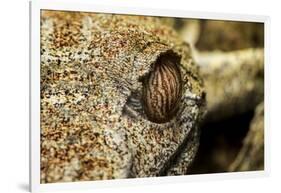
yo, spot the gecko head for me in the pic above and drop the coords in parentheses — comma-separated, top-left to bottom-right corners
(40, 11, 206, 183)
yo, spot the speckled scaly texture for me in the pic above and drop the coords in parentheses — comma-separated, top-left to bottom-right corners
(40, 10, 205, 183)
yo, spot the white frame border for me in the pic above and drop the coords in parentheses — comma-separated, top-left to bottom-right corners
(30, 0, 270, 192)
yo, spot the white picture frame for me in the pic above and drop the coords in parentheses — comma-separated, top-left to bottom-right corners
(30, 0, 270, 192)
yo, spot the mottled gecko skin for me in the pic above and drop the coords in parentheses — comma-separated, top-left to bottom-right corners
(40, 10, 205, 183)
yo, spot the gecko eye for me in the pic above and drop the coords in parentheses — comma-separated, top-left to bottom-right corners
(142, 53, 183, 123)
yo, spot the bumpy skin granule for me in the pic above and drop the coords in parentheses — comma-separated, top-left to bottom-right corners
(40, 10, 205, 183)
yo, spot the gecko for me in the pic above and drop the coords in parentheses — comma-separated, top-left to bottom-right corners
(40, 10, 206, 183)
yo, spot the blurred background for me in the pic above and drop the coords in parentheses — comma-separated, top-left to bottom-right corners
(171, 19, 264, 174)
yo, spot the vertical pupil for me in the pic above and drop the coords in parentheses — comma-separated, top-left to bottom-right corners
(143, 54, 182, 123)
